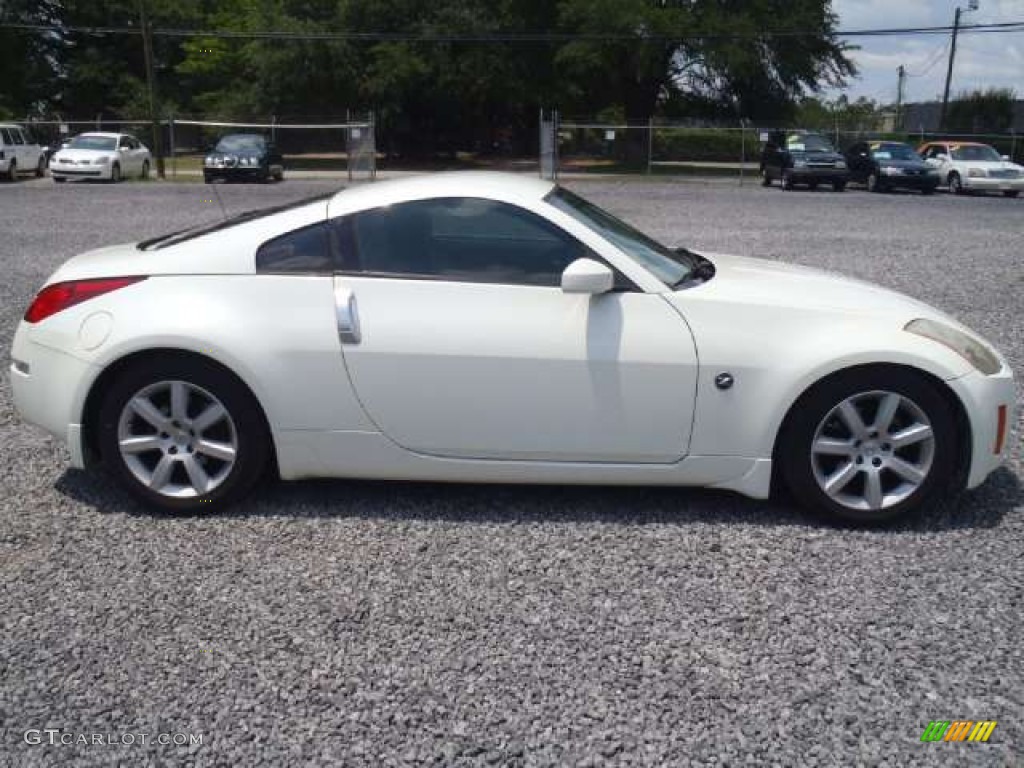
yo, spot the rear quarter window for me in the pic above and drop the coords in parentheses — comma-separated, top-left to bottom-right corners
(256, 221, 334, 273)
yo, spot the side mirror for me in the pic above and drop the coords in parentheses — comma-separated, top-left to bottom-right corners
(561, 258, 613, 295)
(1001, 154, 1010, 161)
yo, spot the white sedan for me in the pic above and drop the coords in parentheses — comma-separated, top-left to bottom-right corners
(49, 132, 151, 183)
(9, 173, 1014, 524)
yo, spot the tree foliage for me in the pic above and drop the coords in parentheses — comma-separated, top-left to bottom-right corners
(947, 88, 1017, 133)
(1, 0, 856, 155)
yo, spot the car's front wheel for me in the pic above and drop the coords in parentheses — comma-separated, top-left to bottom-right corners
(110, 162, 121, 183)
(97, 356, 271, 513)
(6, 160, 16, 181)
(140, 160, 150, 179)
(1004, 190, 1020, 198)
(780, 367, 956, 525)
(867, 172, 883, 192)
(949, 172, 964, 195)
(36, 156, 46, 177)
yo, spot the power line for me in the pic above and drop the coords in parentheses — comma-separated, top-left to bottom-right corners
(1, 20, 1023, 43)
(904, 39, 951, 78)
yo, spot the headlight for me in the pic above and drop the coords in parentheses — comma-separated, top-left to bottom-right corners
(967, 168, 986, 178)
(834, 160, 846, 169)
(905, 319, 1001, 375)
(881, 166, 902, 176)
(204, 155, 214, 165)
(93, 156, 110, 165)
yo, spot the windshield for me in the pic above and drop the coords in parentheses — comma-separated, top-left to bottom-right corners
(871, 144, 918, 161)
(545, 187, 694, 287)
(68, 135, 117, 151)
(786, 134, 835, 153)
(951, 144, 1002, 162)
(215, 134, 267, 153)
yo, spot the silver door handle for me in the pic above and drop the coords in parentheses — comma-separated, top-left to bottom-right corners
(333, 282, 361, 345)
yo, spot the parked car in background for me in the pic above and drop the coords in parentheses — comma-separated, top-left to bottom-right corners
(760, 131, 848, 191)
(49, 132, 151, 183)
(204, 133, 284, 183)
(0, 123, 46, 181)
(918, 141, 1024, 198)
(844, 141, 940, 194)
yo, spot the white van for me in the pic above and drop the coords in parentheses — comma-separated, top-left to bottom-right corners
(0, 124, 46, 181)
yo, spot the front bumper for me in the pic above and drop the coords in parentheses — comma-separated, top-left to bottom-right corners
(947, 365, 1016, 489)
(963, 176, 1024, 192)
(204, 166, 268, 180)
(10, 323, 97, 468)
(50, 162, 107, 179)
(788, 167, 849, 182)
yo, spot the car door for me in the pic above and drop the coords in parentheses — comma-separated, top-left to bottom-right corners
(331, 196, 699, 463)
(10, 127, 29, 171)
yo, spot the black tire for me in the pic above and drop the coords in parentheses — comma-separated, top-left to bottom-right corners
(1003, 190, 1020, 198)
(949, 172, 964, 195)
(97, 355, 271, 513)
(832, 179, 846, 192)
(203, 172, 213, 184)
(781, 171, 795, 190)
(779, 367, 957, 525)
(867, 172, 883, 193)
(140, 160, 150, 180)
(808, 180, 819, 191)
(273, 168, 284, 182)
(110, 163, 121, 183)
(922, 185, 936, 196)
(760, 168, 772, 186)
(36, 156, 46, 177)
(6, 159, 16, 181)
(53, 176, 66, 183)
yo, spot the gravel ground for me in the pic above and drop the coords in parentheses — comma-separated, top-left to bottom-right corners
(1, 176, 1021, 767)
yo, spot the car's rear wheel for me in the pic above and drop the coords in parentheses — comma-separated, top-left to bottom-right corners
(780, 367, 956, 525)
(760, 168, 771, 186)
(808, 180, 819, 191)
(98, 356, 270, 513)
(140, 160, 150, 179)
(36, 156, 46, 177)
(867, 172, 883, 192)
(781, 171, 795, 190)
(949, 172, 964, 195)
(1004, 190, 1020, 198)
(6, 160, 16, 181)
(832, 179, 846, 192)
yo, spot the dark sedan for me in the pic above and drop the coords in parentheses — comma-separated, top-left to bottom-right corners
(203, 133, 284, 183)
(844, 141, 940, 194)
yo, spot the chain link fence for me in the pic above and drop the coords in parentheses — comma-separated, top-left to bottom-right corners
(20, 115, 377, 181)
(540, 114, 1022, 181)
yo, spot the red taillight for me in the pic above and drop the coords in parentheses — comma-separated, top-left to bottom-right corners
(994, 404, 1007, 455)
(24, 276, 146, 324)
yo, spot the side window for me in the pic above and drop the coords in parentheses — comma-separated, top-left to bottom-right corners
(0, 128, 9, 146)
(11, 128, 25, 145)
(256, 221, 334, 273)
(119, 136, 131, 149)
(347, 197, 591, 287)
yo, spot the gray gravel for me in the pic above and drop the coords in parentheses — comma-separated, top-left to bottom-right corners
(1, 176, 1021, 767)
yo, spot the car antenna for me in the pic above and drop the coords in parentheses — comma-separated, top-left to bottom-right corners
(209, 181, 229, 220)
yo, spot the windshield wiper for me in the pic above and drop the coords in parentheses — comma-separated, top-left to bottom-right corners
(671, 250, 716, 288)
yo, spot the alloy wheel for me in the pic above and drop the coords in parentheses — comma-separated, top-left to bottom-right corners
(117, 380, 238, 498)
(810, 390, 935, 513)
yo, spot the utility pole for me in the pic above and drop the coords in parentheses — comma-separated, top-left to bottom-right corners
(895, 65, 905, 131)
(137, 0, 165, 178)
(939, 1, 979, 131)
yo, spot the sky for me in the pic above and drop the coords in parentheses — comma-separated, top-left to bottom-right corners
(830, 0, 1024, 104)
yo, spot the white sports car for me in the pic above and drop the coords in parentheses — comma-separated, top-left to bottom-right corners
(49, 132, 152, 183)
(9, 173, 1014, 523)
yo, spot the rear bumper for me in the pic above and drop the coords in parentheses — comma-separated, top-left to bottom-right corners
(10, 323, 97, 469)
(947, 366, 1016, 488)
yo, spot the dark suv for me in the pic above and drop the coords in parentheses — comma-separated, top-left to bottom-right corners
(760, 131, 849, 191)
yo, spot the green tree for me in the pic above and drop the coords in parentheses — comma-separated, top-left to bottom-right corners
(947, 88, 1016, 133)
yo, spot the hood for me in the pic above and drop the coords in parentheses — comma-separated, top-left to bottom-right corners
(54, 147, 115, 161)
(687, 251, 958, 325)
(955, 159, 1023, 171)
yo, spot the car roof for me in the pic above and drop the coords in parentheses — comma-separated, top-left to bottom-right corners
(328, 171, 557, 213)
(77, 132, 129, 139)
